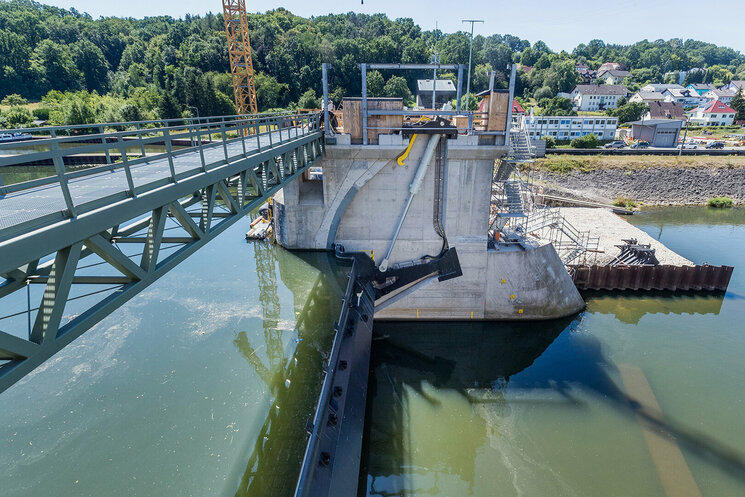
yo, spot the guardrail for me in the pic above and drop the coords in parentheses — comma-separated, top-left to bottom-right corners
(0, 112, 321, 218)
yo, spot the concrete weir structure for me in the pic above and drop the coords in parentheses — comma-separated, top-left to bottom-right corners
(273, 131, 585, 320)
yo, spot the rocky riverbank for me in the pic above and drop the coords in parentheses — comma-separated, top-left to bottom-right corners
(533, 155, 745, 205)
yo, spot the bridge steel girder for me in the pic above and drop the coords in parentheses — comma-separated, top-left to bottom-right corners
(0, 131, 324, 393)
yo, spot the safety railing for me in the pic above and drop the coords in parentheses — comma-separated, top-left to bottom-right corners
(0, 112, 321, 217)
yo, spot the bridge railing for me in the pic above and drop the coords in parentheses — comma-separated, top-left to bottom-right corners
(0, 112, 321, 220)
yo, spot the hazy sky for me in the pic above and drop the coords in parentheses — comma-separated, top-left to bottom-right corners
(43, 0, 745, 53)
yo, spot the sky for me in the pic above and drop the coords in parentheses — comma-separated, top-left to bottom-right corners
(42, 0, 745, 53)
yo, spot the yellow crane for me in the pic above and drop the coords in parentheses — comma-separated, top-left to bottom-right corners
(222, 0, 258, 115)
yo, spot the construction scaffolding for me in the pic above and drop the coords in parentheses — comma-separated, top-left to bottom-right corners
(489, 115, 599, 266)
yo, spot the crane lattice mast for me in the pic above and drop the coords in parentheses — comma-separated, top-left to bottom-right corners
(222, 0, 258, 115)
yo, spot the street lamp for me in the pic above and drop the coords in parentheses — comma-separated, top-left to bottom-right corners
(462, 19, 484, 110)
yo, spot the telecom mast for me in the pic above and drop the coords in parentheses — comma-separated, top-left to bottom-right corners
(222, 0, 258, 114)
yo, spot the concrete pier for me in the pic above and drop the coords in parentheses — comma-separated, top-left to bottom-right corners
(274, 134, 586, 320)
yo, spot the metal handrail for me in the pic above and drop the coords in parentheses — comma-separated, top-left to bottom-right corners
(0, 112, 322, 219)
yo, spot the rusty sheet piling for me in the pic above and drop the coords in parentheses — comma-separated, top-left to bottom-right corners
(571, 264, 734, 292)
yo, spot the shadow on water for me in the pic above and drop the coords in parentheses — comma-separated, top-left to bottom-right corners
(231, 245, 344, 497)
(360, 315, 745, 496)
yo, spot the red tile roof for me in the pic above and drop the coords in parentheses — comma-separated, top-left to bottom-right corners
(512, 99, 525, 114)
(701, 100, 735, 113)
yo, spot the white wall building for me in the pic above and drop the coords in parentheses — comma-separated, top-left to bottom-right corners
(723, 80, 744, 92)
(640, 83, 684, 93)
(629, 91, 665, 104)
(525, 115, 619, 141)
(701, 88, 736, 105)
(662, 88, 705, 108)
(689, 100, 737, 126)
(570, 85, 627, 111)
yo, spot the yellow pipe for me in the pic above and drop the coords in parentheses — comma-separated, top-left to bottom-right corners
(397, 133, 418, 166)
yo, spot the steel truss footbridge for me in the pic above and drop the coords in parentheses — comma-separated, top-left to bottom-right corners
(0, 113, 324, 393)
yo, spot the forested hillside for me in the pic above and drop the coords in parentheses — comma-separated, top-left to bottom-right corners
(0, 0, 744, 127)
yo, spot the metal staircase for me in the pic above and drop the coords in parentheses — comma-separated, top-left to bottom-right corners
(525, 207, 599, 265)
(489, 116, 599, 265)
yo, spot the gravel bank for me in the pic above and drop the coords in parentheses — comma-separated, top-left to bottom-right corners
(556, 207, 694, 266)
(536, 166, 745, 205)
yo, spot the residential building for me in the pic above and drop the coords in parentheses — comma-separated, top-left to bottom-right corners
(626, 120, 683, 147)
(570, 84, 628, 111)
(575, 63, 589, 73)
(640, 83, 684, 93)
(643, 101, 685, 121)
(723, 80, 745, 92)
(416, 79, 456, 109)
(525, 115, 619, 141)
(597, 69, 631, 85)
(689, 100, 737, 126)
(662, 88, 704, 108)
(686, 83, 717, 95)
(598, 62, 626, 72)
(629, 91, 665, 104)
(702, 88, 736, 105)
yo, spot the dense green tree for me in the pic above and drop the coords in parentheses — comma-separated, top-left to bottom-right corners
(3, 105, 33, 127)
(298, 89, 320, 109)
(0, 0, 743, 121)
(382, 76, 413, 105)
(538, 96, 576, 116)
(571, 133, 599, 148)
(731, 88, 745, 121)
(366, 70, 385, 97)
(609, 102, 648, 123)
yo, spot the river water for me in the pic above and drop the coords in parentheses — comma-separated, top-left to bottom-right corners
(361, 206, 745, 497)
(1, 207, 744, 496)
(0, 219, 345, 497)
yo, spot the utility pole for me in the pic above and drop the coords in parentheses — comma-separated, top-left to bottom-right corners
(462, 19, 483, 110)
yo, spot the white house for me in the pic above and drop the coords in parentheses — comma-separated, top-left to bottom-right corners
(723, 80, 745, 92)
(640, 83, 684, 93)
(596, 69, 631, 85)
(702, 88, 736, 105)
(662, 88, 704, 108)
(570, 85, 627, 111)
(525, 115, 619, 141)
(629, 91, 665, 104)
(689, 100, 737, 126)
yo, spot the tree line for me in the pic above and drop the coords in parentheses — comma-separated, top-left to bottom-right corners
(0, 0, 744, 127)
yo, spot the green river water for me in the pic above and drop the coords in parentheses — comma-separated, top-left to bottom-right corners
(361, 206, 745, 497)
(1, 207, 744, 496)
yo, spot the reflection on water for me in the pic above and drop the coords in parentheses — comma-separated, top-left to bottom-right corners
(362, 207, 745, 497)
(585, 292, 725, 324)
(0, 221, 343, 497)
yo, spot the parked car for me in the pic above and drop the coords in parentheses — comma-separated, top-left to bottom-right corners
(705, 141, 725, 149)
(679, 141, 698, 149)
(604, 140, 626, 149)
(630, 141, 649, 149)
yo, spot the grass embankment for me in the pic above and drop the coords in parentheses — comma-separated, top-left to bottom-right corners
(707, 197, 734, 208)
(534, 154, 745, 174)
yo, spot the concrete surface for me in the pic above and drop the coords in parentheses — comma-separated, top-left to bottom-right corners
(557, 207, 693, 266)
(275, 134, 587, 320)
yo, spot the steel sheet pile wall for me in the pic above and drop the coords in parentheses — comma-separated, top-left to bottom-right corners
(571, 264, 734, 292)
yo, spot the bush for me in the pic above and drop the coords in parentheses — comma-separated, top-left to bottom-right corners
(534, 86, 553, 100)
(570, 133, 599, 149)
(2, 94, 28, 106)
(298, 89, 320, 109)
(613, 196, 637, 209)
(3, 106, 33, 127)
(32, 108, 51, 120)
(542, 136, 556, 149)
(707, 197, 733, 208)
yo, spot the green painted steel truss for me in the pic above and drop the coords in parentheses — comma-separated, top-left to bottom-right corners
(0, 121, 324, 393)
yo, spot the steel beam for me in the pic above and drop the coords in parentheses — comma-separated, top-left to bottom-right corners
(0, 119, 324, 393)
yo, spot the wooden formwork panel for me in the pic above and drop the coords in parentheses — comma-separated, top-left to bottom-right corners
(342, 97, 403, 144)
